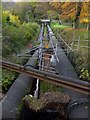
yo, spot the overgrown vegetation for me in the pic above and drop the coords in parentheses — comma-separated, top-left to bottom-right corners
(1, 1, 89, 94)
(51, 22, 90, 81)
(2, 69, 18, 93)
(2, 10, 40, 58)
(2, 9, 40, 93)
(40, 81, 63, 94)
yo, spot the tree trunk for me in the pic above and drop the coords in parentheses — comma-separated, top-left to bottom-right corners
(74, 2, 82, 29)
(87, 23, 90, 30)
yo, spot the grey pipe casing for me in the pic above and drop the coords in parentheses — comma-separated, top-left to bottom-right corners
(1, 51, 38, 119)
(47, 25, 89, 118)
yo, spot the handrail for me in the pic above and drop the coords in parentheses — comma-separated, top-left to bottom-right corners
(1, 60, 90, 95)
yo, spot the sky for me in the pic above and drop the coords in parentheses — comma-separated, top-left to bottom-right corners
(2, 0, 54, 2)
(2, 0, 89, 2)
(2, 0, 31, 2)
(2, 0, 52, 2)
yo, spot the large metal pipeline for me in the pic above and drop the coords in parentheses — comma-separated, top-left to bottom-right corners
(1, 23, 44, 119)
(47, 24, 89, 119)
(0, 22, 89, 119)
(38, 23, 44, 42)
(47, 25, 79, 80)
(1, 49, 38, 119)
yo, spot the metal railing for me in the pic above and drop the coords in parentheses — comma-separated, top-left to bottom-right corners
(1, 60, 89, 95)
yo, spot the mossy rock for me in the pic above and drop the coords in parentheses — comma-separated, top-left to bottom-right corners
(23, 92, 71, 116)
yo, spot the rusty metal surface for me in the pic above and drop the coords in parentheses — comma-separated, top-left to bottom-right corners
(1, 60, 89, 95)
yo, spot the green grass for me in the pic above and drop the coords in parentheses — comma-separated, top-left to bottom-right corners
(51, 23, 88, 49)
(40, 81, 63, 93)
(51, 22, 70, 29)
(54, 24, 70, 29)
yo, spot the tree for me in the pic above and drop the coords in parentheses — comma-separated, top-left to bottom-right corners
(78, 2, 90, 29)
(74, 2, 82, 28)
(50, 1, 90, 29)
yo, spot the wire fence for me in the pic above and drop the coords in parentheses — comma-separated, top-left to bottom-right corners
(51, 25, 90, 80)
(56, 30, 89, 58)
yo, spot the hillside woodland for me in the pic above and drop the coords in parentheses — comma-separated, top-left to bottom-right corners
(1, 1, 90, 93)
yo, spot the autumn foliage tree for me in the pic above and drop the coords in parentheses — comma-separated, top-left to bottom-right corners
(50, 1, 90, 29)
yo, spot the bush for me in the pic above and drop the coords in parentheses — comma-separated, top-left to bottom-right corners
(80, 68, 90, 81)
(2, 22, 39, 58)
(2, 10, 40, 93)
(68, 51, 90, 81)
(2, 69, 18, 93)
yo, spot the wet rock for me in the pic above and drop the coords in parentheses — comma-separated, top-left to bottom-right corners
(23, 92, 71, 119)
